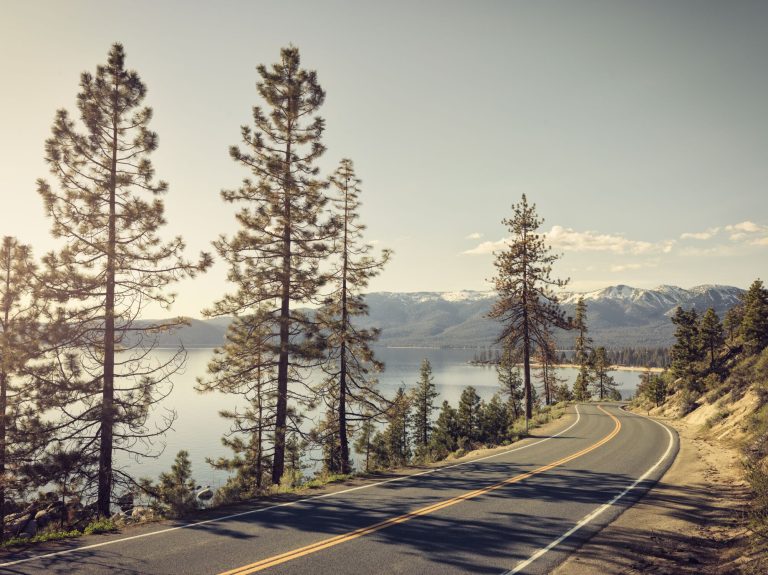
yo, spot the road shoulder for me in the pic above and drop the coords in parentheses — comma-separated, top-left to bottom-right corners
(552, 412, 751, 575)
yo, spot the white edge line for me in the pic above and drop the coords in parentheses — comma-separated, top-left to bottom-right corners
(0, 405, 583, 568)
(504, 405, 677, 575)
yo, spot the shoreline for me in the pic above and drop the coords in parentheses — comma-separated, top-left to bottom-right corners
(468, 361, 665, 373)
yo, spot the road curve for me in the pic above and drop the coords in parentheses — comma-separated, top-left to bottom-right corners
(0, 404, 678, 575)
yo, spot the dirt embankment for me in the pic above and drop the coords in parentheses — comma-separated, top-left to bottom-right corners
(554, 409, 763, 575)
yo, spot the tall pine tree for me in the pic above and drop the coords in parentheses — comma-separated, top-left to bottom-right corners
(698, 307, 724, 371)
(317, 159, 391, 475)
(489, 195, 570, 422)
(208, 46, 333, 484)
(590, 347, 618, 400)
(741, 279, 768, 355)
(0, 238, 50, 540)
(38, 44, 210, 515)
(572, 297, 592, 401)
(411, 358, 439, 450)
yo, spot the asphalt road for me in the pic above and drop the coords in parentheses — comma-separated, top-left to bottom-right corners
(0, 403, 678, 575)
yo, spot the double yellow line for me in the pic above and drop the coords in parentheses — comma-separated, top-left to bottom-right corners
(219, 406, 621, 575)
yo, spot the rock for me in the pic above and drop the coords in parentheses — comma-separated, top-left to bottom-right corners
(22, 519, 37, 538)
(131, 506, 148, 519)
(117, 492, 134, 513)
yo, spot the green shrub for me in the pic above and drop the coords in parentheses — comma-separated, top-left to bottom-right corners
(1, 529, 82, 548)
(83, 517, 118, 535)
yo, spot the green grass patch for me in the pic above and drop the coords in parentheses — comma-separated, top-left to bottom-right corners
(1, 529, 82, 548)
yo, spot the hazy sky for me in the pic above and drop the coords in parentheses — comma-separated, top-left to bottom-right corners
(2, 1, 767, 318)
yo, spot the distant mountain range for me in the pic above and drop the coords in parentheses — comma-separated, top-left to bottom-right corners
(141, 284, 744, 350)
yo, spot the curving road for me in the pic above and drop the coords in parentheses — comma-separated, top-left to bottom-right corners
(0, 404, 678, 575)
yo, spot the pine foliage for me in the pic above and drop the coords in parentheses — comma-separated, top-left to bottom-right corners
(489, 194, 570, 419)
(37, 43, 209, 515)
(209, 46, 334, 485)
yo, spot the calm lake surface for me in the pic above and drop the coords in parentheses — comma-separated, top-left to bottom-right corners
(116, 347, 644, 487)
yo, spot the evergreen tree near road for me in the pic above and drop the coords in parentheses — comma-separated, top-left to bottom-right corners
(741, 279, 768, 354)
(670, 307, 703, 389)
(197, 314, 276, 494)
(497, 345, 523, 420)
(572, 297, 592, 401)
(0, 238, 49, 540)
(534, 332, 564, 405)
(412, 358, 439, 450)
(38, 44, 210, 516)
(208, 46, 334, 485)
(429, 401, 460, 459)
(382, 387, 411, 466)
(489, 194, 570, 424)
(590, 346, 618, 401)
(317, 159, 391, 474)
(698, 307, 724, 371)
(457, 386, 482, 444)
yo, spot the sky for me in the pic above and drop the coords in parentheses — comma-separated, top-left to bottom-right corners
(1, 0, 767, 318)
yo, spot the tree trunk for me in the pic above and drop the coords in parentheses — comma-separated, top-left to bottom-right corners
(98, 81, 119, 517)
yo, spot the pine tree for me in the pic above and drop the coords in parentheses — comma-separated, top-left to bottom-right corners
(590, 347, 618, 400)
(670, 307, 703, 389)
(0, 238, 50, 540)
(382, 387, 410, 466)
(353, 418, 376, 473)
(741, 279, 768, 354)
(37, 44, 210, 516)
(573, 297, 592, 367)
(573, 372, 591, 401)
(480, 394, 509, 445)
(412, 358, 439, 449)
(317, 159, 391, 474)
(429, 400, 460, 459)
(489, 195, 570, 424)
(723, 305, 743, 344)
(196, 314, 276, 494)
(572, 296, 592, 401)
(209, 46, 333, 485)
(151, 450, 198, 518)
(534, 333, 565, 406)
(457, 386, 482, 443)
(698, 307, 724, 371)
(497, 345, 523, 420)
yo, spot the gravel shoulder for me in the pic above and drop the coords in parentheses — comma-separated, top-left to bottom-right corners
(553, 412, 757, 575)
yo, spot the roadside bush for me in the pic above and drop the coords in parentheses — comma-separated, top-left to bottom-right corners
(679, 389, 699, 416)
(745, 457, 768, 539)
(83, 517, 118, 535)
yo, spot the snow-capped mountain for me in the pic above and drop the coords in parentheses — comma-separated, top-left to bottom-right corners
(360, 284, 744, 348)
(558, 284, 743, 315)
(144, 285, 744, 349)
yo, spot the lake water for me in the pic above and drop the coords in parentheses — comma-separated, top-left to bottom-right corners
(116, 347, 644, 488)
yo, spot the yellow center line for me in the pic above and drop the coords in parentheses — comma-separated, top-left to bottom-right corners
(218, 405, 621, 575)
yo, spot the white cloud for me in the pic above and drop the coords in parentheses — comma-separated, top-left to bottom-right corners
(680, 227, 720, 240)
(465, 232, 483, 240)
(724, 221, 768, 243)
(546, 225, 674, 255)
(462, 238, 508, 255)
(610, 261, 658, 272)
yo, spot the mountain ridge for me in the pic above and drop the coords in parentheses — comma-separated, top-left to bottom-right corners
(138, 284, 745, 349)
